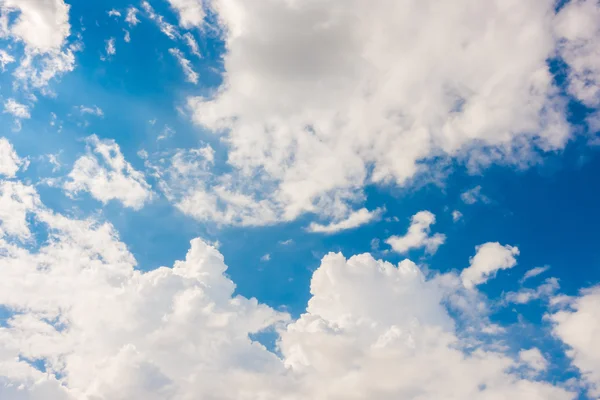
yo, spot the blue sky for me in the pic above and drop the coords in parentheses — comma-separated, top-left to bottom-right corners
(1, 0, 600, 399)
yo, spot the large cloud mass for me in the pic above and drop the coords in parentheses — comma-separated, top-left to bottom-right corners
(0, 172, 581, 399)
(177, 0, 600, 226)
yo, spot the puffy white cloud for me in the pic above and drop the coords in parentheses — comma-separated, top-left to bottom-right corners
(461, 185, 490, 205)
(182, 0, 576, 226)
(461, 242, 519, 289)
(385, 211, 445, 254)
(64, 135, 152, 210)
(307, 207, 383, 234)
(0, 182, 579, 399)
(0, 0, 70, 53)
(1, 0, 77, 91)
(167, 0, 205, 29)
(169, 48, 198, 84)
(551, 286, 600, 397)
(3, 99, 30, 119)
(0, 137, 24, 178)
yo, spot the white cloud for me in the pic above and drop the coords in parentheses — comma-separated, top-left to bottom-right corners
(79, 105, 104, 117)
(461, 185, 490, 205)
(184, 0, 574, 227)
(0, 0, 70, 53)
(519, 348, 549, 373)
(125, 7, 140, 26)
(385, 211, 445, 254)
(0, 49, 15, 71)
(64, 135, 152, 210)
(307, 207, 383, 234)
(166, 0, 205, 29)
(124, 29, 131, 43)
(183, 32, 201, 57)
(551, 286, 600, 397)
(142, 1, 180, 40)
(279, 239, 293, 245)
(504, 277, 560, 305)
(452, 210, 463, 222)
(3, 99, 30, 119)
(1, 0, 77, 91)
(157, 125, 176, 141)
(108, 9, 121, 17)
(105, 37, 116, 57)
(554, 0, 600, 109)
(521, 265, 550, 283)
(461, 242, 519, 289)
(0, 180, 39, 240)
(0, 183, 579, 398)
(169, 48, 198, 84)
(0, 137, 24, 178)
(260, 253, 270, 262)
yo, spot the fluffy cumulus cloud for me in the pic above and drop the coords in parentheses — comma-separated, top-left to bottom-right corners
(461, 242, 519, 289)
(1, 0, 78, 90)
(550, 287, 600, 398)
(64, 135, 152, 210)
(0, 179, 580, 399)
(385, 211, 445, 254)
(174, 0, 598, 227)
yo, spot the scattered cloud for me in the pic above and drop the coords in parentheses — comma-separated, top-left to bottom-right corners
(142, 1, 180, 40)
(452, 210, 463, 222)
(107, 9, 121, 17)
(64, 135, 152, 210)
(0, 138, 23, 178)
(169, 48, 199, 84)
(0, 49, 15, 71)
(385, 211, 445, 254)
(521, 265, 551, 283)
(279, 239, 293, 246)
(307, 207, 383, 234)
(124, 29, 131, 43)
(125, 7, 140, 26)
(504, 277, 560, 304)
(157, 125, 176, 141)
(183, 32, 201, 57)
(102, 37, 116, 60)
(79, 105, 104, 117)
(460, 242, 519, 289)
(260, 253, 271, 262)
(461, 185, 491, 205)
(3, 99, 31, 119)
